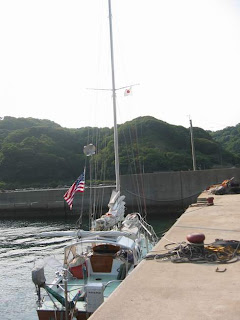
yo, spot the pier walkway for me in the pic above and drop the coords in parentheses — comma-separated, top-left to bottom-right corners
(90, 193, 240, 320)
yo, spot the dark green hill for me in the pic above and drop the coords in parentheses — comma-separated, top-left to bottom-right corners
(0, 116, 239, 189)
(116, 116, 238, 173)
(210, 124, 240, 157)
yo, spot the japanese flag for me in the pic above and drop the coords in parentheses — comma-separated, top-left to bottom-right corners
(124, 87, 132, 96)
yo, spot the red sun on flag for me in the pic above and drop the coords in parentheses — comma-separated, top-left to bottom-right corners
(124, 87, 132, 96)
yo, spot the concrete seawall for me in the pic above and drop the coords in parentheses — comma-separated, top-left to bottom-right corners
(0, 167, 239, 218)
(121, 167, 240, 213)
(0, 186, 114, 218)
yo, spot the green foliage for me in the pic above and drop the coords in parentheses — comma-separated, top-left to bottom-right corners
(194, 138, 219, 155)
(0, 181, 6, 189)
(0, 116, 60, 131)
(210, 124, 240, 158)
(0, 116, 239, 189)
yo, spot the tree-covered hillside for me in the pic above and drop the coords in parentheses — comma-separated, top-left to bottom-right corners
(0, 116, 239, 189)
(210, 124, 240, 157)
(0, 117, 113, 189)
(116, 117, 238, 173)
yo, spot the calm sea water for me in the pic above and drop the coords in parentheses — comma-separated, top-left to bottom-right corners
(0, 214, 178, 320)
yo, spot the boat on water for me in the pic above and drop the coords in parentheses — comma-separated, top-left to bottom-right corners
(32, 1, 158, 319)
(32, 211, 157, 320)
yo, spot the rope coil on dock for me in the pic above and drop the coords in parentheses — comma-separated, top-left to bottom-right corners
(145, 240, 240, 264)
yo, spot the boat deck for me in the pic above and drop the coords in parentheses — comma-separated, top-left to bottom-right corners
(42, 273, 122, 312)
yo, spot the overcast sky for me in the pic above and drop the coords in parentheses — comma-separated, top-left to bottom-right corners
(0, 0, 240, 131)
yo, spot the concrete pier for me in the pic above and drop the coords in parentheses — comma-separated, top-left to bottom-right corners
(90, 193, 240, 320)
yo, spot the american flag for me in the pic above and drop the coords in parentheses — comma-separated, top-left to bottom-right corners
(63, 172, 85, 209)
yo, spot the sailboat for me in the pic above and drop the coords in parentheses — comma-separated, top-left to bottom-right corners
(32, 1, 158, 319)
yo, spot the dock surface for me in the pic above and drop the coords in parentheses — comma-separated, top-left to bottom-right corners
(90, 193, 240, 320)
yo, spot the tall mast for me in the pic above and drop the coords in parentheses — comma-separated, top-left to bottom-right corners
(108, 0, 120, 192)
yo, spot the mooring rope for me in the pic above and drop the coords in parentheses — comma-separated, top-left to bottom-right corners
(145, 240, 240, 264)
